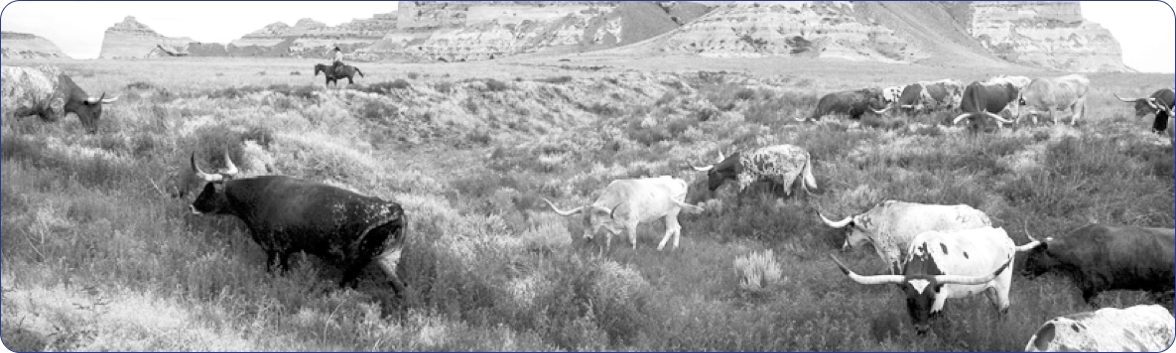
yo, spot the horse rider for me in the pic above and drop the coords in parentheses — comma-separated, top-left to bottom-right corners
(331, 46, 344, 76)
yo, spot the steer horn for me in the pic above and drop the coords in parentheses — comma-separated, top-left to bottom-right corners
(689, 159, 715, 171)
(543, 198, 585, 216)
(830, 254, 905, 285)
(1015, 222, 1051, 252)
(100, 92, 120, 104)
(818, 211, 853, 228)
(1114, 93, 1139, 103)
(218, 151, 239, 177)
(952, 113, 973, 125)
(871, 106, 892, 115)
(1147, 97, 1163, 110)
(933, 256, 1012, 285)
(191, 153, 224, 182)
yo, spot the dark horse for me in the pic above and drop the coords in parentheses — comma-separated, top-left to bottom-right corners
(314, 63, 365, 87)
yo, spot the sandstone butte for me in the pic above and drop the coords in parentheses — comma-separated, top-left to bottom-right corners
(4, 1, 1134, 73)
(1, 32, 70, 59)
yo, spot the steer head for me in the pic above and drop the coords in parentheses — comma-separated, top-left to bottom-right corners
(542, 198, 621, 244)
(818, 210, 873, 252)
(1017, 231, 1058, 279)
(1115, 93, 1164, 118)
(70, 92, 120, 134)
(689, 148, 741, 191)
(189, 151, 240, 215)
(831, 253, 1012, 335)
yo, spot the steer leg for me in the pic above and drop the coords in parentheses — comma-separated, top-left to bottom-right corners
(627, 222, 639, 250)
(374, 247, 407, 298)
(658, 214, 682, 251)
(340, 261, 369, 289)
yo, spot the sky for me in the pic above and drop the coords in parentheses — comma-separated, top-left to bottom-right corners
(0, 1, 1173, 73)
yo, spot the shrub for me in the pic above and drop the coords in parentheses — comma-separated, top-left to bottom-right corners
(734, 249, 782, 292)
(537, 76, 573, 84)
(734, 88, 756, 100)
(484, 79, 509, 92)
(407, 72, 421, 80)
(360, 80, 412, 94)
(434, 82, 454, 94)
(125, 81, 155, 90)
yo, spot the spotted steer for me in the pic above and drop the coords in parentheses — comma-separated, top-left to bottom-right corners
(819, 200, 992, 274)
(690, 144, 818, 197)
(1025, 305, 1175, 352)
(832, 227, 1022, 335)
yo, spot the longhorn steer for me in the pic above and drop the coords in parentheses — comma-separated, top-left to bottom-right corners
(797, 88, 885, 121)
(1025, 305, 1175, 352)
(1019, 223, 1175, 304)
(832, 227, 1017, 335)
(188, 152, 408, 296)
(1, 65, 119, 133)
(881, 85, 904, 106)
(1018, 74, 1090, 125)
(690, 144, 817, 197)
(885, 79, 964, 115)
(952, 81, 1018, 133)
(544, 176, 704, 255)
(819, 200, 993, 274)
(1115, 88, 1175, 134)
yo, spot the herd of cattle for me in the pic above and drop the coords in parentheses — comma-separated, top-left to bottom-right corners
(2, 63, 1174, 351)
(799, 73, 1175, 137)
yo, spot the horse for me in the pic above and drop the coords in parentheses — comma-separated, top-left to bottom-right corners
(313, 63, 365, 87)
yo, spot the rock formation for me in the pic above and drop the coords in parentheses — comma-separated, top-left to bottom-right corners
(361, 1, 712, 62)
(1, 32, 70, 59)
(88, 1, 1131, 72)
(634, 2, 914, 62)
(99, 16, 194, 59)
(966, 2, 1131, 72)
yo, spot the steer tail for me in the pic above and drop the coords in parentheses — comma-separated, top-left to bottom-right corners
(671, 198, 705, 214)
(801, 157, 818, 195)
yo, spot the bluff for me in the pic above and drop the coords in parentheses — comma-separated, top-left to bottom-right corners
(99, 16, 194, 59)
(965, 2, 1131, 72)
(1, 32, 70, 59)
(622, 2, 917, 63)
(360, 1, 712, 62)
(92, 1, 1131, 72)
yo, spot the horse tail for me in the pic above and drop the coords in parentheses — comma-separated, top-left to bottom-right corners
(355, 67, 364, 77)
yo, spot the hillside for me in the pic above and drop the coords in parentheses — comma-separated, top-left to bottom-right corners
(0, 32, 70, 59)
(0, 57, 1171, 352)
(360, 1, 713, 62)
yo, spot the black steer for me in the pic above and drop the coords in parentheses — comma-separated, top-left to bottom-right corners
(1115, 89, 1175, 134)
(1020, 223, 1175, 304)
(188, 152, 407, 296)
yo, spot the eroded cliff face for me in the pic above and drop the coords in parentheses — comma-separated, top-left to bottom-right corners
(230, 14, 397, 56)
(1, 32, 70, 59)
(362, 1, 710, 62)
(87, 1, 1130, 71)
(968, 2, 1131, 72)
(644, 2, 914, 62)
(99, 16, 193, 59)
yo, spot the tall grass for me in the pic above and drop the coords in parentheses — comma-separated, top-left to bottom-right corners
(2, 60, 1172, 351)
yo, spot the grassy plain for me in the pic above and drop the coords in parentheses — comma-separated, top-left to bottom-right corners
(1, 56, 1173, 351)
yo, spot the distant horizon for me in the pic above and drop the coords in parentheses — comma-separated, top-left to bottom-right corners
(1, 1, 1173, 73)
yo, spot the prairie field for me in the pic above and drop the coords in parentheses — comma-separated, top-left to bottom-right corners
(1, 56, 1174, 351)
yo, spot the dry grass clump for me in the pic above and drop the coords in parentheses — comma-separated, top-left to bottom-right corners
(733, 249, 783, 292)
